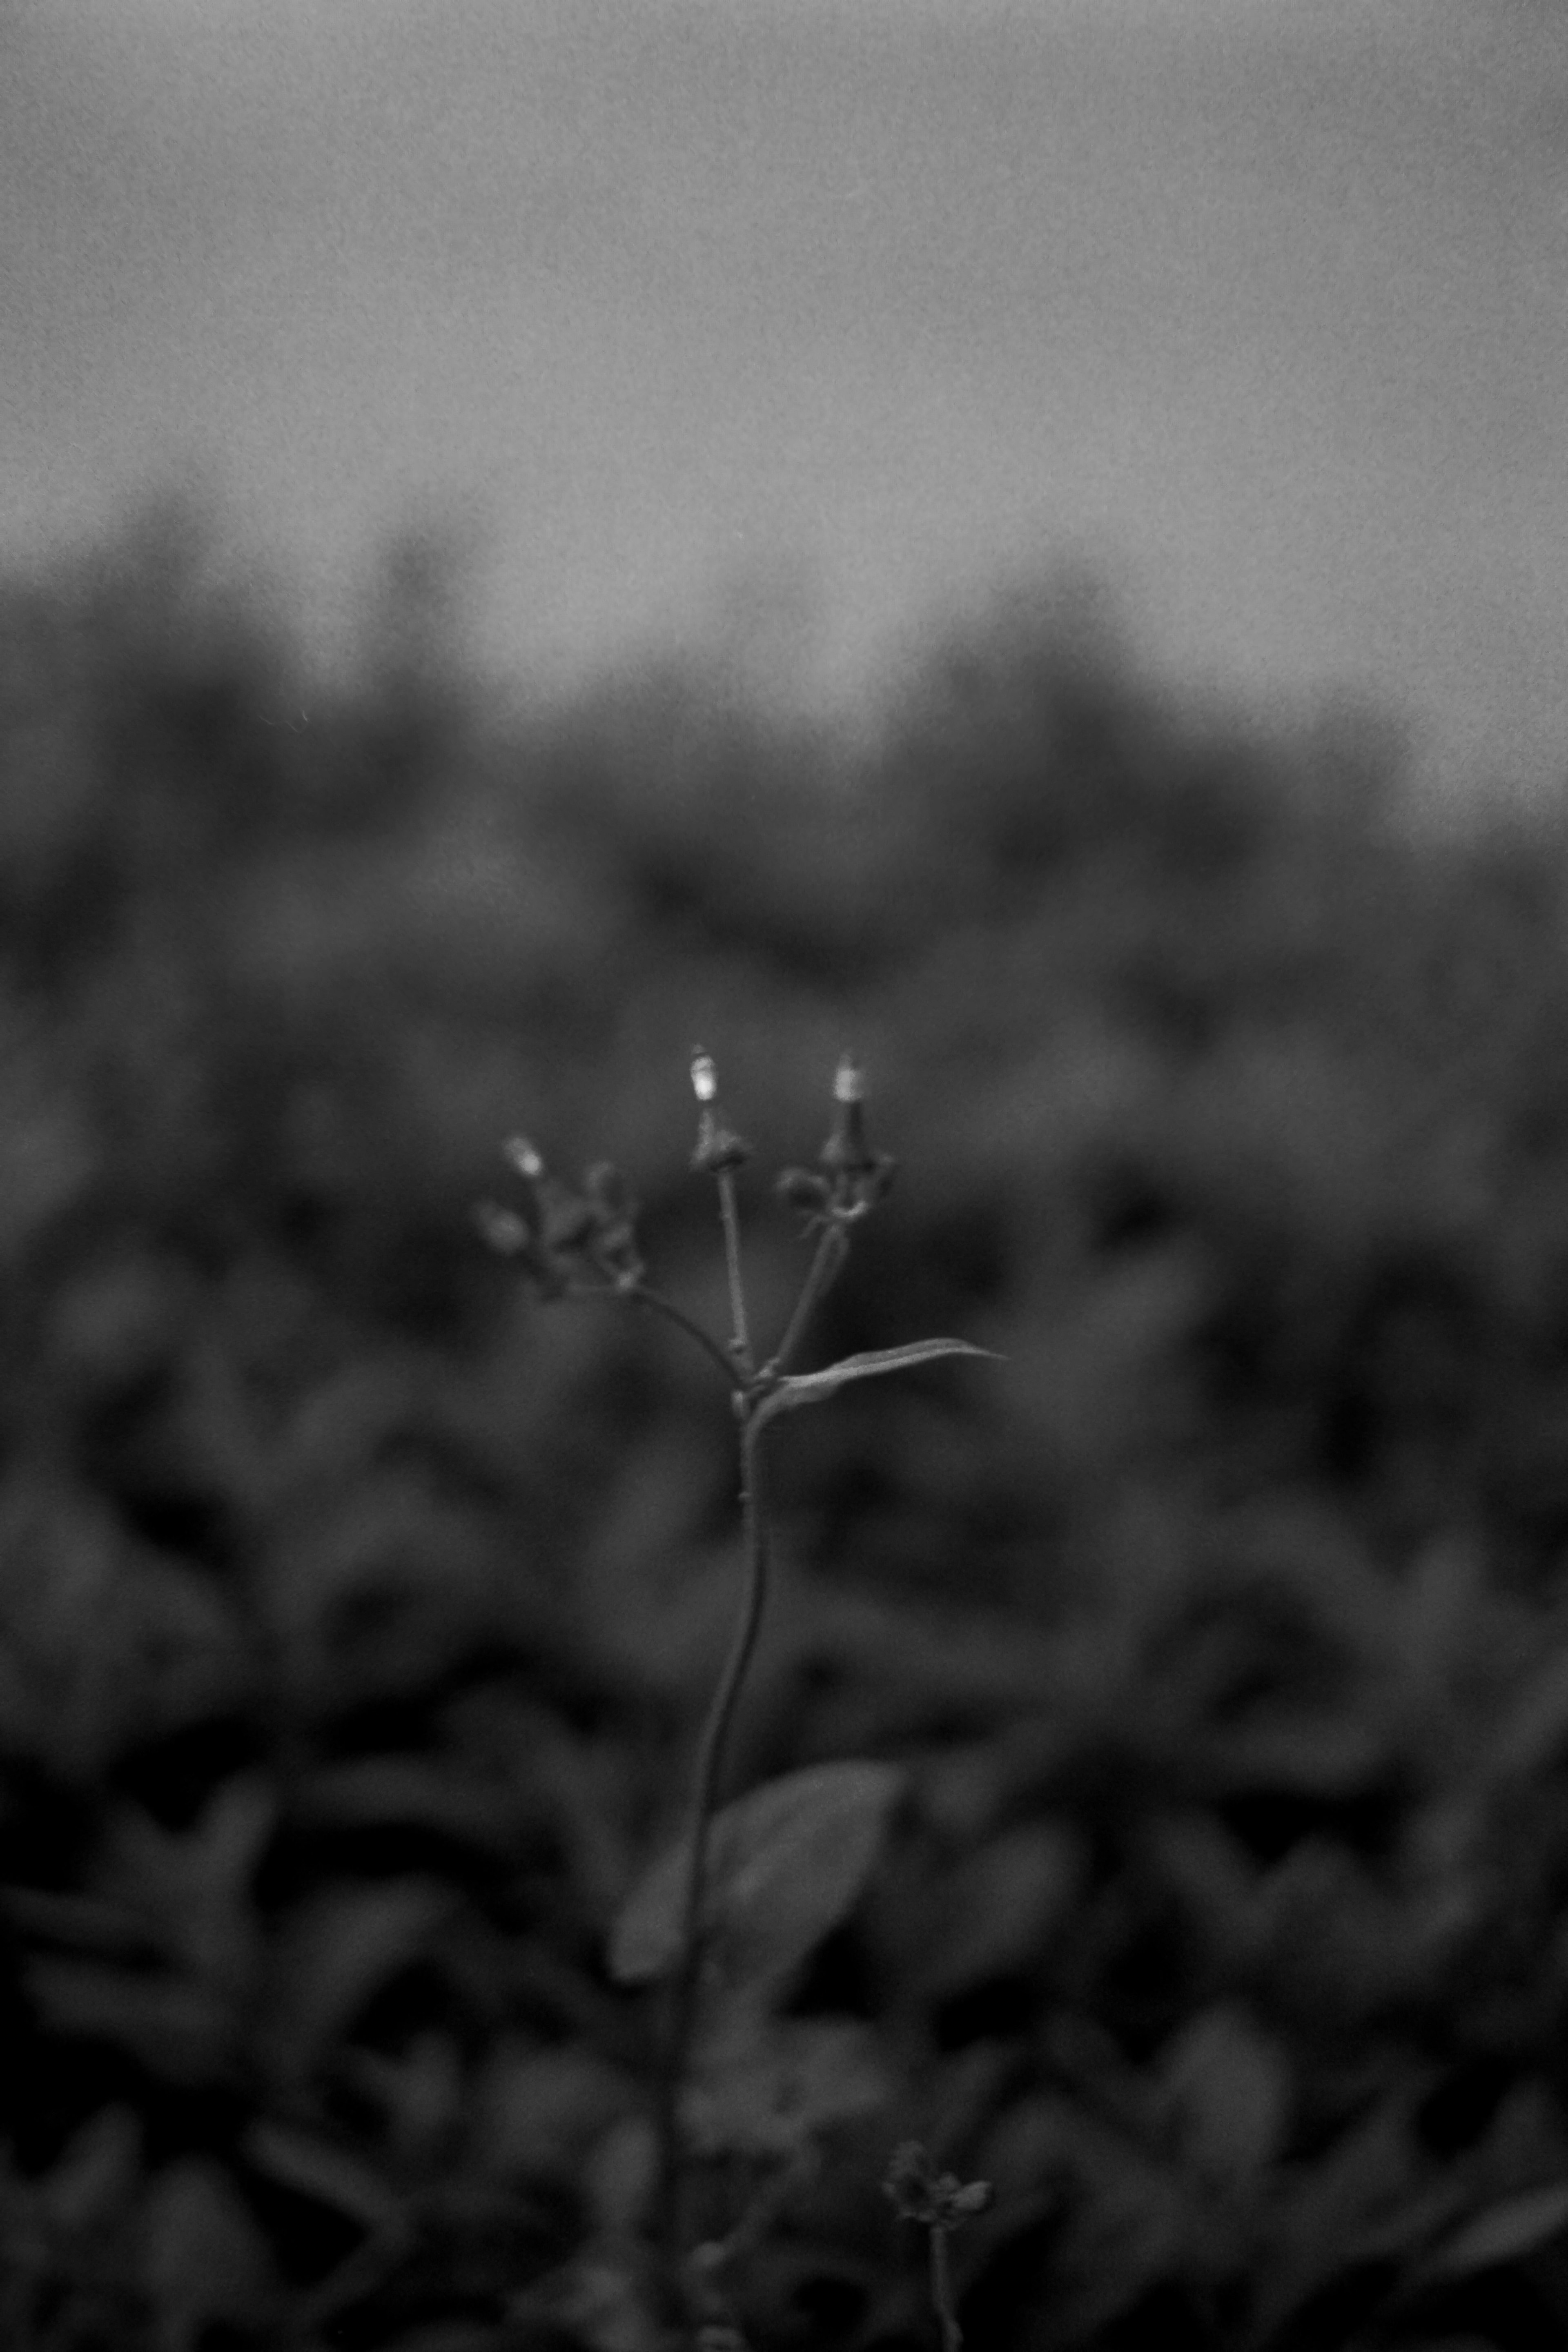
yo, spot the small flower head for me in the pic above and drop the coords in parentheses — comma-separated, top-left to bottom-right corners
(883, 2141, 994, 2233)
(476, 1136, 644, 1294)
(582, 1160, 644, 1288)
(689, 1046, 753, 1175)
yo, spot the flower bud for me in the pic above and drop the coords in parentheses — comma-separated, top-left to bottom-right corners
(689, 1047, 753, 1172)
(473, 1201, 530, 1256)
(776, 1165, 831, 1216)
(820, 1052, 878, 1178)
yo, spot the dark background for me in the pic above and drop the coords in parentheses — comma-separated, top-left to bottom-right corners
(5, 505, 1568, 2348)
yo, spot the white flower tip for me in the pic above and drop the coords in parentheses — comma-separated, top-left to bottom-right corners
(690, 1050, 717, 1103)
(834, 1054, 864, 1104)
(503, 1135, 544, 1179)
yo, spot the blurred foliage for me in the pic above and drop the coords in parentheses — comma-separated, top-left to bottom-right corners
(5, 501, 1568, 2348)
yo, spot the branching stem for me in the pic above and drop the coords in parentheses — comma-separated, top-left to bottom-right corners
(770, 1221, 849, 1375)
(629, 1283, 743, 1390)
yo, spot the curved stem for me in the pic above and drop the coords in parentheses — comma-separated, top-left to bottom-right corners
(655, 1408, 771, 2292)
(629, 1283, 743, 1390)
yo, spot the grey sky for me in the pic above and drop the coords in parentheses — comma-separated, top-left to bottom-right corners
(4, 0, 1568, 799)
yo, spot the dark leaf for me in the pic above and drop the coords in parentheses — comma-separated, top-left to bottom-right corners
(1426, 2181, 1568, 2278)
(608, 1760, 905, 1993)
(266, 1879, 451, 2080)
(245, 2121, 406, 2236)
(683, 2013, 891, 2159)
(139, 2157, 276, 2350)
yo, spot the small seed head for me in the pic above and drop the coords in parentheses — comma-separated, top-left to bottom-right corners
(691, 1050, 718, 1105)
(882, 2140, 993, 2233)
(473, 1201, 530, 1256)
(834, 1053, 864, 1105)
(502, 1135, 545, 1180)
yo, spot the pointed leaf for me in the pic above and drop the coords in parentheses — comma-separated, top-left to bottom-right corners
(1158, 2003, 1292, 2187)
(39, 2105, 143, 2234)
(608, 1760, 905, 1992)
(755, 1341, 999, 1430)
(140, 2157, 276, 2343)
(267, 1880, 450, 2080)
(1427, 2180, 1568, 2277)
(245, 2121, 405, 2236)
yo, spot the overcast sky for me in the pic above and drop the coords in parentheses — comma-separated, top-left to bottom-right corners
(4, 0, 1568, 800)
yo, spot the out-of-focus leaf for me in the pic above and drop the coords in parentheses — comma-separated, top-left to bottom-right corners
(38, 2104, 143, 2234)
(915, 1821, 1085, 1996)
(753, 1341, 998, 1430)
(1489, 1643, 1568, 1782)
(245, 2120, 406, 2235)
(344, 2031, 463, 2163)
(266, 1878, 451, 2080)
(130, 1555, 249, 1735)
(139, 2156, 275, 2352)
(263, 1473, 494, 1666)
(540, 2239, 663, 2352)
(1048, 2103, 1187, 2339)
(1395, 1530, 1486, 1708)
(476, 2041, 633, 2178)
(607, 1760, 905, 1993)
(377, 2330, 505, 2352)
(683, 2013, 891, 2159)
(1203, 1710, 1388, 1797)
(300, 1756, 508, 1852)
(27, 1958, 235, 2087)
(98, 1776, 274, 1987)
(267, 1359, 420, 1517)
(1425, 2180, 1568, 2278)
(3, 1884, 150, 1956)
(582, 2115, 660, 2243)
(0, 1481, 141, 1778)
(1158, 2003, 1292, 2190)
(1248, 2081, 1451, 2342)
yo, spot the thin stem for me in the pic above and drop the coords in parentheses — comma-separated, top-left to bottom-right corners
(655, 1408, 771, 2296)
(929, 2227, 964, 2352)
(716, 1168, 753, 1374)
(769, 1221, 849, 1375)
(629, 1283, 744, 1390)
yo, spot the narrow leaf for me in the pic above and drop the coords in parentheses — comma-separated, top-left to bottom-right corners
(245, 2121, 405, 2235)
(755, 1341, 999, 1430)
(1428, 2181, 1568, 2277)
(608, 1760, 905, 1992)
